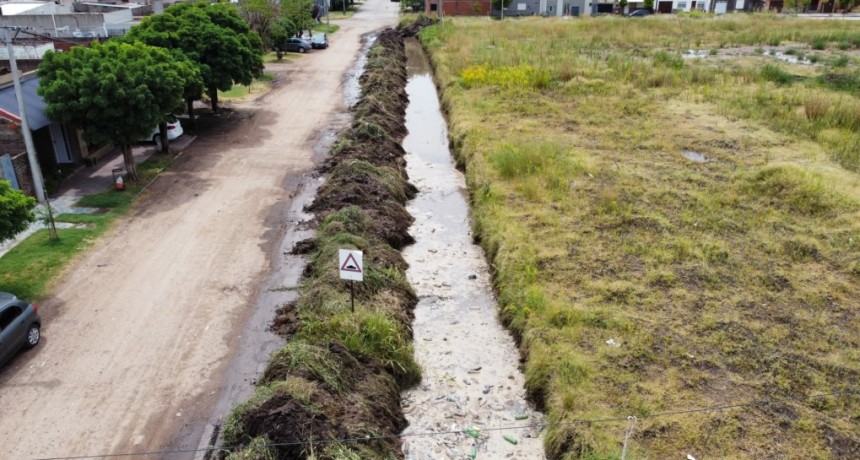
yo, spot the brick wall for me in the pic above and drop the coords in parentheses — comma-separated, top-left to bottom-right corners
(0, 120, 34, 196)
(0, 119, 25, 157)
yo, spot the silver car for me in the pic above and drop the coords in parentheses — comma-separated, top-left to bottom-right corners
(0, 292, 41, 367)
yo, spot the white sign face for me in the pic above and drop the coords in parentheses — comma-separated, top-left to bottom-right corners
(338, 249, 363, 281)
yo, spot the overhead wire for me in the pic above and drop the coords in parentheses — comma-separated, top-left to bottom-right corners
(31, 389, 859, 460)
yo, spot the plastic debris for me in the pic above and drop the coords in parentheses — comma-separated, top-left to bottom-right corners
(606, 338, 620, 347)
(465, 427, 480, 438)
(503, 435, 518, 445)
(687, 455, 697, 460)
(514, 414, 529, 420)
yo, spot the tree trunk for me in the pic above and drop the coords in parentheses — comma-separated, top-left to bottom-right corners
(209, 84, 219, 113)
(158, 121, 169, 154)
(122, 144, 138, 182)
(186, 98, 198, 131)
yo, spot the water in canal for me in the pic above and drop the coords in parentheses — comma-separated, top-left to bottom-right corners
(399, 38, 546, 460)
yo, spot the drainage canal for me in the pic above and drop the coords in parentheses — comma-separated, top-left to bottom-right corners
(399, 38, 546, 460)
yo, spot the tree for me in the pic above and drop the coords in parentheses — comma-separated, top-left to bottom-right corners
(38, 42, 189, 181)
(644, 0, 654, 9)
(237, 0, 281, 48)
(125, 2, 264, 113)
(281, 0, 315, 39)
(270, 17, 299, 50)
(491, 0, 514, 9)
(0, 180, 35, 243)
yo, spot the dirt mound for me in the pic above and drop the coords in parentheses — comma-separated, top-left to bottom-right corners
(223, 29, 418, 459)
(399, 15, 438, 38)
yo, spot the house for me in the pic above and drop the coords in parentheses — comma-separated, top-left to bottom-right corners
(0, 1, 143, 39)
(0, 73, 87, 196)
(425, 0, 493, 15)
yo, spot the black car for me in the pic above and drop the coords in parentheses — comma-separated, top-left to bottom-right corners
(628, 8, 653, 16)
(282, 38, 312, 53)
(310, 33, 328, 50)
(0, 292, 41, 366)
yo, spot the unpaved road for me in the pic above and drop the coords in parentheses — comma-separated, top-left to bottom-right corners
(0, 2, 398, 458)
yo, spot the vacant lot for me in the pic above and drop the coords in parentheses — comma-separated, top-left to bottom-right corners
(421, 15, 860, 459)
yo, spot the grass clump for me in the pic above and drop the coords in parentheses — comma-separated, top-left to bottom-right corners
(761, 63, 794, 84)
(421, 16, 860, 460)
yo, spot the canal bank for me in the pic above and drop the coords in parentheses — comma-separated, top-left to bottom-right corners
(399, 38, 546, 460)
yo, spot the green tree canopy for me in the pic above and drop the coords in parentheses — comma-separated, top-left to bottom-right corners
(0, 180, 35, 243)
(281, 0, 315, 39)
(491, 0, 514, 9)
(237, 0, 281, 48)
(38, 41, 189, 181)
(270, 17, 299, 50)
(125, 2, 264, 113)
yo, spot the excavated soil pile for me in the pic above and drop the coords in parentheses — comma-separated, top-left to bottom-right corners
(222, 29, 419, 460)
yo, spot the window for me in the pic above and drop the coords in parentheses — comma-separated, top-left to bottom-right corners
(677, 1, 687, 7)
(518, 2, 527, 10)
(0, 306, 22, 329)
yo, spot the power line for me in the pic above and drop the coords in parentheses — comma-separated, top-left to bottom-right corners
(31, 389, 859, 460)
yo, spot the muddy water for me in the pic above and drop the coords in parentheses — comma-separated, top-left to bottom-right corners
(399, 39, 546, 460)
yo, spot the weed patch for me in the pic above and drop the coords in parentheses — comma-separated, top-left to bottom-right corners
(421, 16, 860, 460)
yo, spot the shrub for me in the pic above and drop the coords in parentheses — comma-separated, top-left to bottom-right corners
(761, 64, 793, 85)
(811, 36, 828, 50)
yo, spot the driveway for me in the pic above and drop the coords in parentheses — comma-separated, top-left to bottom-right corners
(0, 1, 399, 458)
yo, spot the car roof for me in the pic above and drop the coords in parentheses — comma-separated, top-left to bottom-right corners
(0, 292, 18, 308)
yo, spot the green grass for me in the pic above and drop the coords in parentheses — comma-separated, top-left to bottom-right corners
(218, 72, 276, 100)
(0, 155, 176, 300)
(314, 23, 340, 34)
(421, 16, 860, 459)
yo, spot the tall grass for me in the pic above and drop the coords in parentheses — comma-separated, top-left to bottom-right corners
(421, 15, 860, 460)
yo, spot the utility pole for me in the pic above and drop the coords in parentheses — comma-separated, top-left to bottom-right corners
(1, 26, 45, 204)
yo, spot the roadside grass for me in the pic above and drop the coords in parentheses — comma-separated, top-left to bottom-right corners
(263, 51, 300, 64)
(313, 23, 340, 34)
(218, 72, 276, 101)
(0, 154, 176, 300)
(421, 16, 860, 459)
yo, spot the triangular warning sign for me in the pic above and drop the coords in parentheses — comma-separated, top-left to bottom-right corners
(340, 253, 362, 273)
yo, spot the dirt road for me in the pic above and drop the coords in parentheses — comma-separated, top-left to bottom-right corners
(0, 2, 398, 458)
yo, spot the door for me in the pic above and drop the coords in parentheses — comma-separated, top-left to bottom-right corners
(0, 306, 24, 364)
(0, 154, 19, 189)
(658, 0, 673, 12)
(49, 123, 72, 164)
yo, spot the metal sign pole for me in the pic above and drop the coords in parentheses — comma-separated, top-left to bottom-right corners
(2, 27, 46, 203)
(350, 280, 354, 312)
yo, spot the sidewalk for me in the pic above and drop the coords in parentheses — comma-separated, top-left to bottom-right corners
(0, 135, 196, 258)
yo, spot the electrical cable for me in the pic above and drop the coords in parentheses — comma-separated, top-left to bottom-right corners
(31, 389, 859, 460)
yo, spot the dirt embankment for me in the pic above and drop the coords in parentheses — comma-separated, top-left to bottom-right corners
(220, 29, 419, 459)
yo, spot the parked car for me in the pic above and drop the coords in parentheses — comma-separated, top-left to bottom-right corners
(145, 117, 184, 151)
(628, 8, 653, 16)
(282, 38, 312, 54)
(0, 292, 41, 367)
(310, 33, 328, 50)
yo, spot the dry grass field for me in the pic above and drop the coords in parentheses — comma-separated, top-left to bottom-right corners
(419, 14, 860, 459)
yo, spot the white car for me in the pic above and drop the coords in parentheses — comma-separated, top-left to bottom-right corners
(147, 118, 184, 150)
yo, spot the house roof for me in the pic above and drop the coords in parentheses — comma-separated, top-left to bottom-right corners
(0, 2, 46, 15)
(0, 76, 52, 130)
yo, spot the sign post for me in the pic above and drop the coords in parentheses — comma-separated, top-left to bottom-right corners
(338, 249, 363, 312)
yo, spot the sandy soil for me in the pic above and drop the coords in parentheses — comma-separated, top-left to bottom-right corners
(0, 2, 398, 458)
